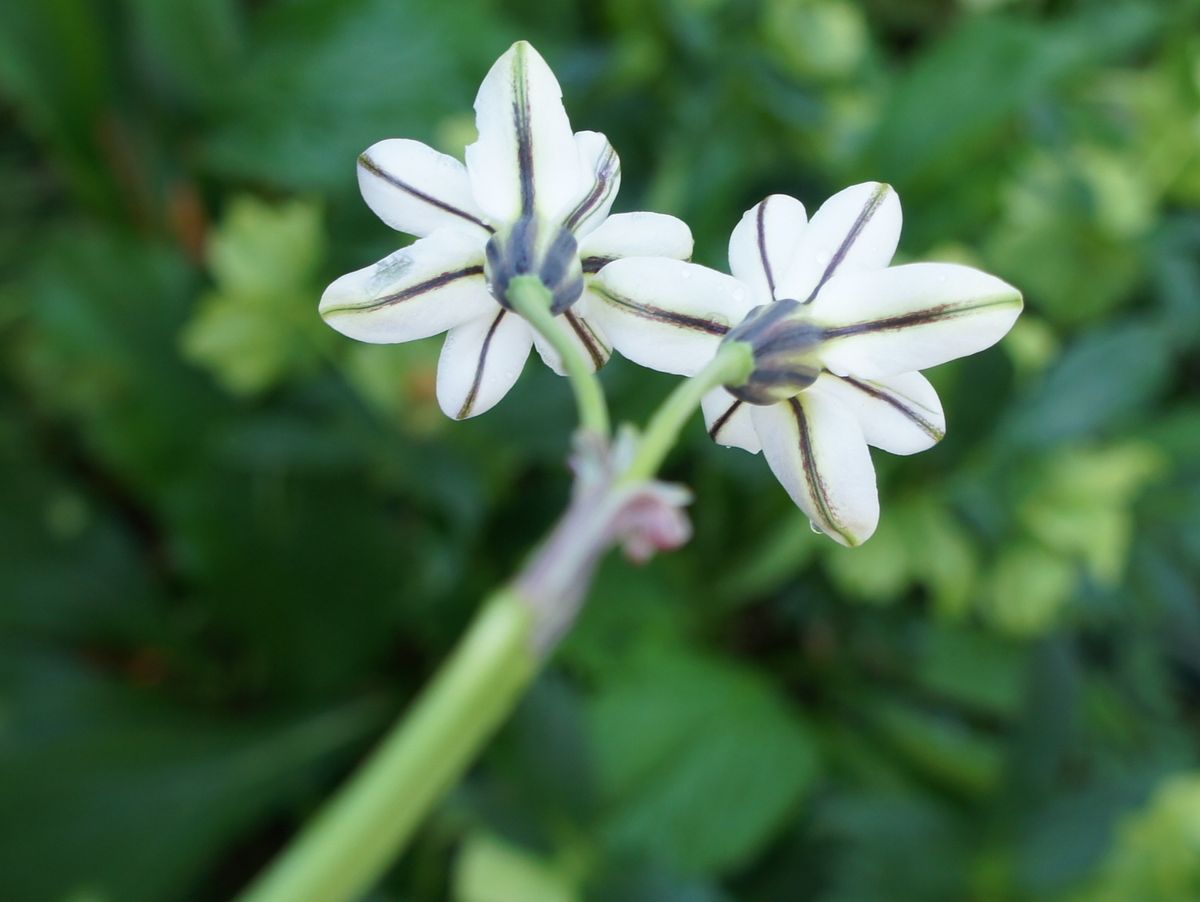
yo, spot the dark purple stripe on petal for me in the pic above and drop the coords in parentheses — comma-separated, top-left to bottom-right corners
(513, 46, 536, 216)
(756, 199, 777, 298)
(707, 398, 743, 441)
(565, 142, 619, 233)
(830, 374, 940, 441)
(803, 184, 889, 303)
(358, 154, 493, 233)
(582, 255, 616, 274)
(457, 310, 508, 419)
(595, 285, 730, 335)
(325, 265, 485, 315)
(832, 374, 944, 442)
(565, 311, 608, 369)
(788, 397, 852, 545)
(821, 297, 1015, 338)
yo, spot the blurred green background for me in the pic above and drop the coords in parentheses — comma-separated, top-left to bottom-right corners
(3, 0, 1200, 899)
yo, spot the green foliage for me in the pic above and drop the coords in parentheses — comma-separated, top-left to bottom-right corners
(1, 0, 1199, 899)
(590, 643, 817, 876)
(1079, 773, 1200, 901)
(453, 832, 578, 902)
(0, 649, 385, 902)
(181, 196, 333, 395)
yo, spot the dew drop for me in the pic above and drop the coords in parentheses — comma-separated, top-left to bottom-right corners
(809, 520, 825, 536)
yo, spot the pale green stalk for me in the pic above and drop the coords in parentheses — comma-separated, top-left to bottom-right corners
(241, 310, 754, 902)
(623, 341, 754, 481)
(241, 590, 537, 902)
(506, 275, 610, 437)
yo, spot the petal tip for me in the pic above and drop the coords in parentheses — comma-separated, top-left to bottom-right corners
(856, 180, 893, 195)
(318, 276, 351, 319)
(440, 398, 473, 421)
(825, 511, 879, 547)
(809, 514, 877, 547)
(497, 39, 553, 84)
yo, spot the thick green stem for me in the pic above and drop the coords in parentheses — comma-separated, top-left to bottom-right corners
(624, 341, 754, 482)
(240, 590, 538, 902)
(241, 335, 752, 902)
(506, 275, 610, 437)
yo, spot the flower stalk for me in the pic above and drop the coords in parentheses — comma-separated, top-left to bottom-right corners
(240, 349, 747, 902)
(241, 589, 538, 902)
(282, 36, 1024, 902)
(623, 341, 755, 482)
(506, 275, 610, 436)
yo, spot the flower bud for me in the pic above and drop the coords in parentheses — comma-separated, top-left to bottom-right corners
(485, 215, 584, 314)
(721, 299, 824, 405)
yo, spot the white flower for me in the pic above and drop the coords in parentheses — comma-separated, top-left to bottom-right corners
(319, 41, 692, 419)
(590, 184, 1023, 546)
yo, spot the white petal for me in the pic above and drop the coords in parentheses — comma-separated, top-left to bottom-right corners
(751, 393, 879, 546)
(579, 212, 693, 271)
(813, 263, 1023, 379)
(437, 310, 533, 419)
(320, 230, 493, 344)
(561, 131, 621, 237)
(465, 41, 580, 223)
(590, 258, 752, 376)
(531, 300, 611, 375)
(812, 371, 945, 455)
(358, 139, 491, 240)
(701, 389, 761, 453)
(776, 182, 901, 303)
(727, 194, 808, 305)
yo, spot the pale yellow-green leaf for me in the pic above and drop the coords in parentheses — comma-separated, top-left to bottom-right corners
(453, 832, 578, 902)
(761, 0, 867, 80)
(1003, 314, 1060, 379)
(986, 146, 1149, 325)
(982, 542, 1076, 636)
(181, 196, 332, 396)
(1031, 443, 1163, 506)
(208, 196, 324, 296)
(1018, 443, 1163, 584)
(1078, 773, 1200, 901)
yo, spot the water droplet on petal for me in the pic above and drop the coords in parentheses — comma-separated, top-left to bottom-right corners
(809, 520, 825, 536)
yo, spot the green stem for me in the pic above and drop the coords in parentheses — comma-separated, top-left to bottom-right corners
(506, 275, 610, 437)
(623, 341, 754, 482)
(241, 335, 752, 902)
(240, 590, 538, 902)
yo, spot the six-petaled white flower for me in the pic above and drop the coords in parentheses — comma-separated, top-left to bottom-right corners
(320, 41, 692, 419)
(591, 183, 1023, 546)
